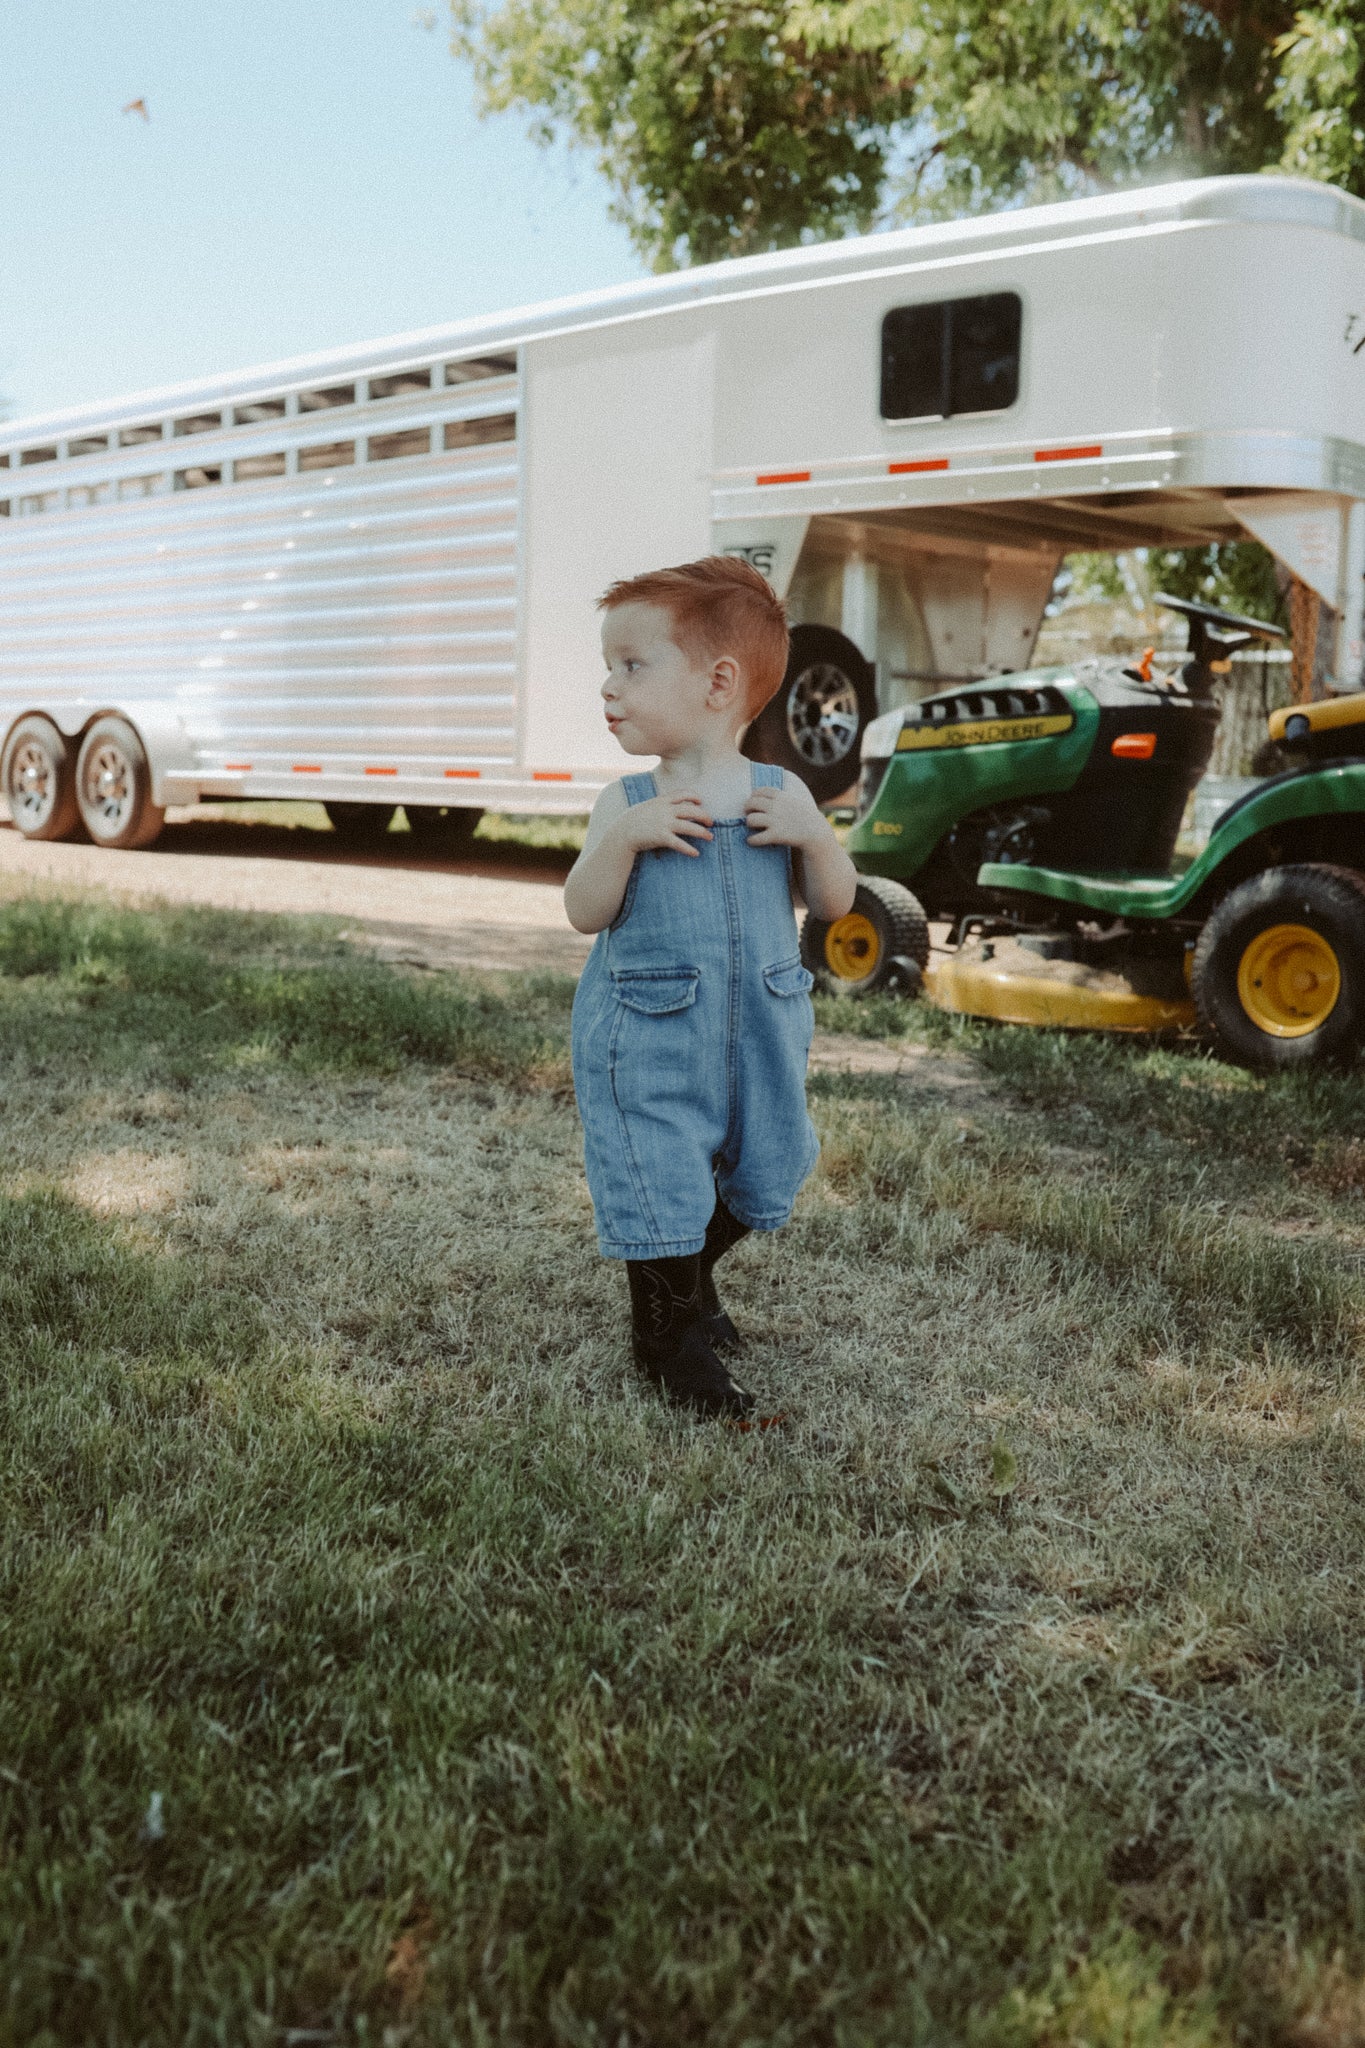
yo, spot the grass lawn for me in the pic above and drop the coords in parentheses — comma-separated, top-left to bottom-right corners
(3, 889, 1365, 2046)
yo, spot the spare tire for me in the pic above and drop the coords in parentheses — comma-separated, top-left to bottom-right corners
(744, 623, 876, 806)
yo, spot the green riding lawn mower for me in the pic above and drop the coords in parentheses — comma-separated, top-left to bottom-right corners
(798, 596, 1365, 1072)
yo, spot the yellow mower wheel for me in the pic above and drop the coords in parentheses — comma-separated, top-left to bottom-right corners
(1236, 923, 1341, 1038)
(801, 876, 930, 997)
(824, 912, 882, 985)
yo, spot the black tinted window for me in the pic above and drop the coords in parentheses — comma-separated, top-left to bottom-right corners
(881, 292, 1021, 420)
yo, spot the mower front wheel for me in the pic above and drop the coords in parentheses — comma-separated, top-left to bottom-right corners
(1192, 863, 1365, 1070)
(801, 876, 930, 998)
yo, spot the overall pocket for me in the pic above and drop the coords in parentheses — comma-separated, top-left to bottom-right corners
(763, 957, 815, 998)
(612, 967, 700, 1015)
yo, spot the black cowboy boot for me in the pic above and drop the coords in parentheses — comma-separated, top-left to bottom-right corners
(626, 1254, 754, 1417)
(696, 1197, 752, 1352)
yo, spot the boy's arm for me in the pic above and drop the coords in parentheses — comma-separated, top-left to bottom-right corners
(564, 781, 715, 934)
(744, 771, 858, 922)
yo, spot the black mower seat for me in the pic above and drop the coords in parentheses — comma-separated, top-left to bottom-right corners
(1268, 693, 1365, 745)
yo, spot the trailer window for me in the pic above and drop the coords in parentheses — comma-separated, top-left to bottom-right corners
(233, 398, 287, 425)
(235, 451, 287, 480)
(174, 412, 221, 437)
(369, 428, 431, 462)
(20, 446, 58, 466)
(118, 474, 164, 499)
(369, 369, 432, 400)
(445, 354, 516, 384)
(0, 501, 8, 516)
(69, 435, 108, 456)
(299, 383, 355, 412)
(880, 292, 1021, 420)
(298, 440, 355, 471)
(175, 465, 222, 489)
(119, 424, 164, 447)
(20, 491, 59, 515)
(70, 482, 112, 506)
(444, 413, 516, 450)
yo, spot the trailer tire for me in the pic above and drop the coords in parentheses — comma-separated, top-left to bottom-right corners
(1192, 863, 1365, 1071)
(325, 802, 397, 845)
(744, 624, 876, 806)
(74, 717, 165, 850)
(801, 875, 930, 997)
(404, 804, 483, 853)
(2, 715, 82, 841)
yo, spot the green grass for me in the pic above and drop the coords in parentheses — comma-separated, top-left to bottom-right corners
(4, 892, 1365, 2044)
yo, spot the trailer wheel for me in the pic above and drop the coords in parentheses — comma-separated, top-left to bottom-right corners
(2, 715, 81, 841)
(744, 624, 876, 806)
(404, 804, 483, 852)
(1192, 864, 1365, 1070)
(74, 717, 165, 849)
(800, 876, 930, 997)
(325, 802, 397, 844)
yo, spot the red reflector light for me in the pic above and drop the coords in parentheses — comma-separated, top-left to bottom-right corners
(756, 470, 810, 486)
(888, 458, 949, 475)
(1035, 443, 1102, 463)
(1111, 732, 1157, 760)
(533, 771, 572, 783)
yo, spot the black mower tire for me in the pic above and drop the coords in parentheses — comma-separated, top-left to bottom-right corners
(404, 803, 484, 853)
(801, 875, 930, 998)
(325, 802, 398, 845)
(744, 623, 876, 806)
(1191, 863, 1365, 1071)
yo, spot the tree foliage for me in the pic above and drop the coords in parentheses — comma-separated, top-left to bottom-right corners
(449, 0, 915, 267)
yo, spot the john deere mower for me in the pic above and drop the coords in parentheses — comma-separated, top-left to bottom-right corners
(800, 596, 1365, 1071)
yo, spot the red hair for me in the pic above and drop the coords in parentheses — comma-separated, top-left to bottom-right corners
(599, 555, 789, 718)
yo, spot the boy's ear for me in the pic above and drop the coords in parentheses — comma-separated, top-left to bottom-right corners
(707, 653, 743, 709)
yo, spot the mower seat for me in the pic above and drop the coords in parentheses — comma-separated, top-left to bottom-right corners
(1268, 693, 1365, 756)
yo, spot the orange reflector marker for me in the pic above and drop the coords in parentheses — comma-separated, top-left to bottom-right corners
(445, 768, 481, 779)
(889, 458, 949, 475)
(224, 762, 252, 772)
(1035, 443, 1102, 463)
(364, 765, 397, 776)
(292, 764, 322, 773)
(756, 470, 810, 486)
(1111, 732, 1157, 760)
(533, 771, 572, 783)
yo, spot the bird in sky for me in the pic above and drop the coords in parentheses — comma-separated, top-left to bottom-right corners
(122, 97, 150, 121)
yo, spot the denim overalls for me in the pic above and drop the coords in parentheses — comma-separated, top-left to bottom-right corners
(571, 762, 819, 1260)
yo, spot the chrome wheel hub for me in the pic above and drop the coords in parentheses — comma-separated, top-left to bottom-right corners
(786, 662, 860, 768)
(9, 740, 55, 825)
(83, 743, 134, 830)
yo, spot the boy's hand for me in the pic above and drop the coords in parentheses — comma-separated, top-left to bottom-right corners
(618, 792, 714, 858)
(743, 777, 825, 850)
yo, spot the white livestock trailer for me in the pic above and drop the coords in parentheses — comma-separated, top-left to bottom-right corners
(2, 172, 1363, 850)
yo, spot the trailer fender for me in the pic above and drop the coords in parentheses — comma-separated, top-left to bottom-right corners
(95, 704, 197, 808)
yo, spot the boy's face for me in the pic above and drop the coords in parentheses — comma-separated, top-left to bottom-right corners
(600, 602, 729, 756)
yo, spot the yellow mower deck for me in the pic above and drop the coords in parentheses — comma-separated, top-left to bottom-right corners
(925, 941, 1197, 1034)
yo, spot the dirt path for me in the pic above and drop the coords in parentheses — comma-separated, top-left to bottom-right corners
(0, 812, 594, 975)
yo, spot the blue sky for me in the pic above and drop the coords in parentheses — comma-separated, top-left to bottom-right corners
(0, 0, 646, 424)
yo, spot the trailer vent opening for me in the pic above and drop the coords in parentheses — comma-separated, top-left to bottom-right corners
(234, 399, 287, 425)
(881, 291, 1021, 422)
(299, 383, 355, 412)
(444, 413, 516, 450)
(70, 483, 112, 507)
(175, 413, 222, 437)
(118, 474, 163, 500)
(298, 440, 355, 472)
(445, 354, 516, 384)
(119, 424, 164, 447)
(175, 465, 222, 490)
(370, 370, 432, 400)
(20, 492, 58, 515)
(20, 446, 58, 466)
(69, 435, 108, 456)
(235, 452, 287, 480)
(369, 428, 431, 463)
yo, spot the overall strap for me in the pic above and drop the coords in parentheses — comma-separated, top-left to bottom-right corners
(622, 772, 658, 806)
(750, 760, 784, 790)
